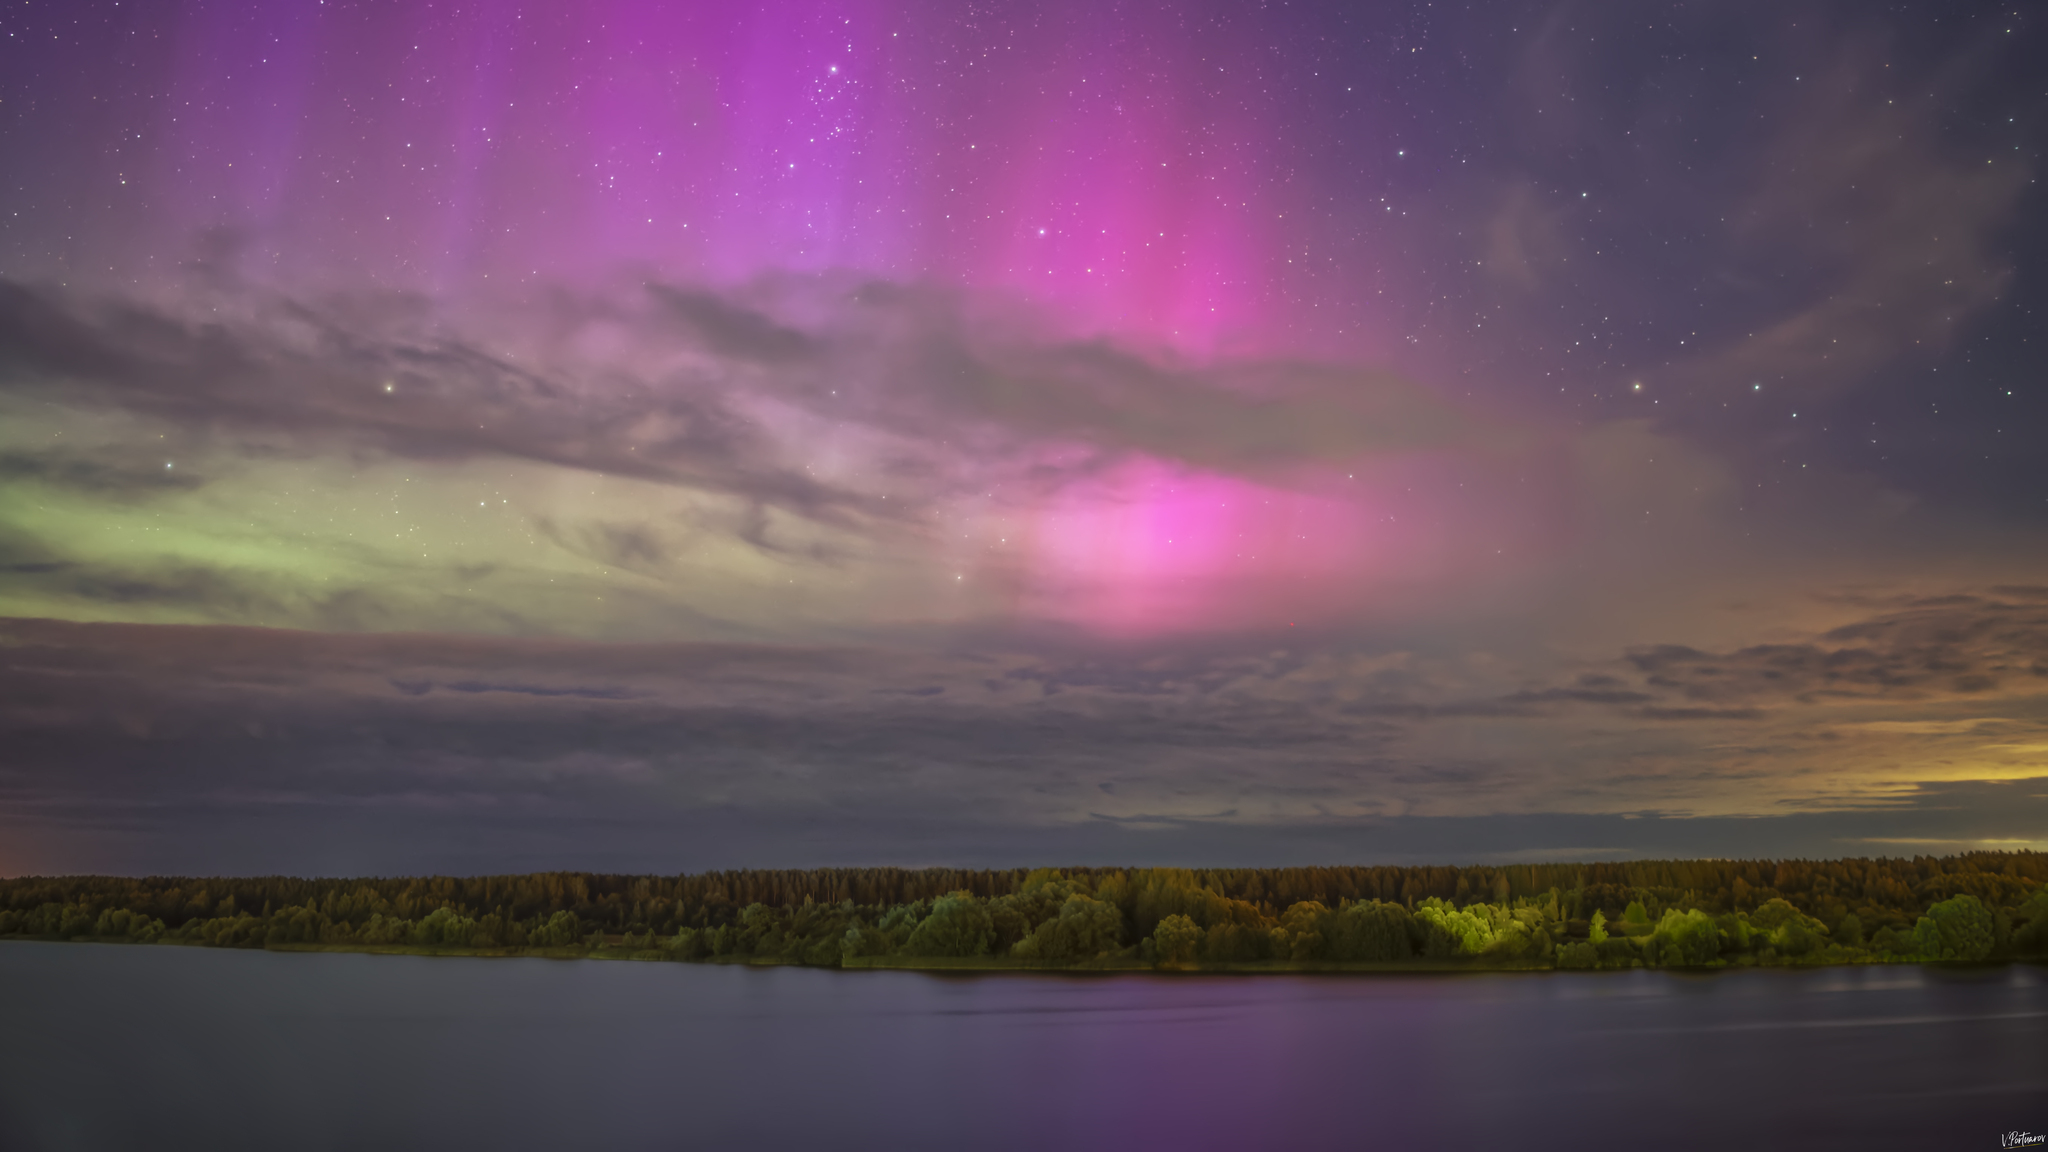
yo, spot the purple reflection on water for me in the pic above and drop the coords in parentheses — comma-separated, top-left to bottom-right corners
(0, 942, 2042, 1151)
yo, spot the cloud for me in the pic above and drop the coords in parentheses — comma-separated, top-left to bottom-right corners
(0, 273, 1487, 509)
(647, 283, 819, 363)
(392, 679, 641, 701)
(0, 278, 868, 527)
(1624, 590, 2048, 704)
(0, 450, 207, 497)
(0, 525, 286, 614)
(0, 270, 1573, 637)
(533, 517, 674, 574)
(0, 518, 550, 635)
(3, 579, 2044, 875)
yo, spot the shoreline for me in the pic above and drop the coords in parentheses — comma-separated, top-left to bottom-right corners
(3, 934, 2006, 975)
(8, 855, 2040, 974)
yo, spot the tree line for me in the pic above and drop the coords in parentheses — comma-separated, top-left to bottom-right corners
(1, 851, 2042, 969)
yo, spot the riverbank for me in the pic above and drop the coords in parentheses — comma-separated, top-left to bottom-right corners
(6, 855, 2042, 974)
(4, 932, 1982, 975)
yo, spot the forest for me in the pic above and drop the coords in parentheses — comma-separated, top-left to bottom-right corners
(1, 852, 2044, 971)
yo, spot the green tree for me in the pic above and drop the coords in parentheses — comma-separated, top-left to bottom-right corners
(1773, 919, 1823, 956)
(673, 924, 709, 956)
(1483, 921, 1543, 961)
(58, 905, 95, 939)
(902, 892, 994, 957)
(1324, 901, 1414, 961)
(1414, 899, 1503, 957)
(531, 910, 581, 948)
(1834, 913, 1863, 948)
(1202, 921, 1268, 963)
(1588, 909, 1608, 945)
(1276, 901, 1329, 961)
(2012, 888, 2048, 956)
(410, 906, 478, 947)
(1746, 898, 1804, 931)
(1652, 909, 1722, 967)
(985, 894, 1043, 952)
(1557, 941, 1598, 969)
(1012, 894, 1122, 962)
(875, 900, 928, 949)
(841, 923, 892, 959)
(1153, 914, 1200, 967)
(1911, 895, 1995, 961)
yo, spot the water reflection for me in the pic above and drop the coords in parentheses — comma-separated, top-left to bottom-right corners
(0, 942, 2041, 1151)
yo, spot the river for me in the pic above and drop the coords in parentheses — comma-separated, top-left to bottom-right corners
(0, 941, 2041, 1150)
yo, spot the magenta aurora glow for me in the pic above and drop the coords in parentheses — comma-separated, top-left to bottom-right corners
(1, 0, 2045, 875)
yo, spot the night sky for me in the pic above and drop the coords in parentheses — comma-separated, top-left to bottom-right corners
(2, 0, 2044, 876)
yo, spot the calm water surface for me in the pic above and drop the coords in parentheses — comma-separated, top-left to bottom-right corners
(1, 941, 2042, 1151)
